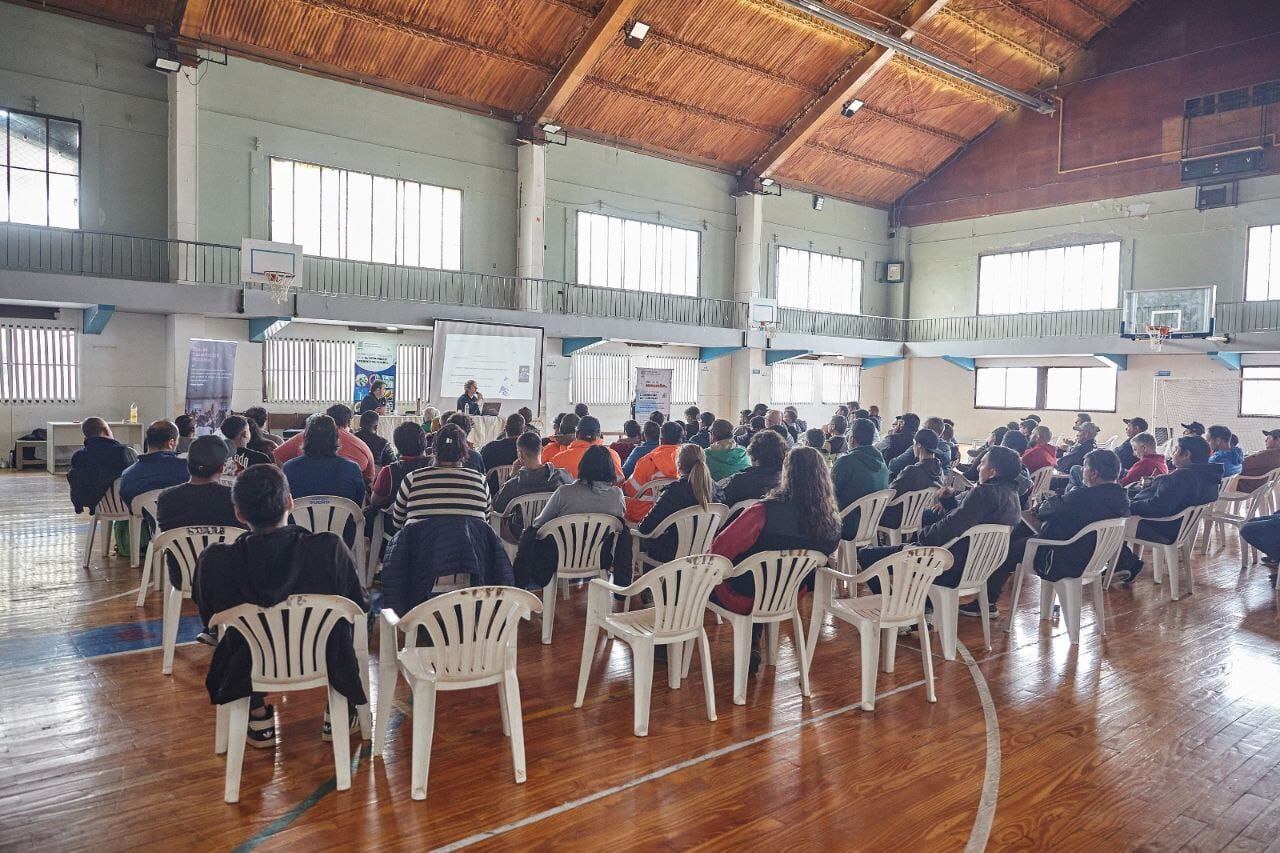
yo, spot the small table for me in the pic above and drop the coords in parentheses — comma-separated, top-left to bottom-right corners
(46, 421, 145, 473)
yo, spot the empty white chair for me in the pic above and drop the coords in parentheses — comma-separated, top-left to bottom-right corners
(925, 524, 1012, 661)
(805, 546, 951, 711)
(81, 479, 130, 568)
(211, 593, 367, 803)
(632, 503, 727, 576)
(375, 586, 542, 800)
(709, 550, 827, 705)
(535, 513, 625, 644)
(835, 489, 894, 574)
(488, 491, 555, 561)
(128, 488, 165, 569)
(1028, 465, 1056, 503)
(289, 495, 367, 575)
(1121, 503, 1213, 601)
(154, 525, 245, 674)
(877, 487, 939, 546)
(1199, 471, 1279, 567)
(575, 554, 731, 736)
(1005, 518, 1127, 644)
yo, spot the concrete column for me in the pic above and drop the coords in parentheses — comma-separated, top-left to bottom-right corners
(516, 142, 546, 281)
(167, 71, 199, 243)
(733, 192, 764, 304)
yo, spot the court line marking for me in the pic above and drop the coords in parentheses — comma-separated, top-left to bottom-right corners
(959, 640, 1001, 853)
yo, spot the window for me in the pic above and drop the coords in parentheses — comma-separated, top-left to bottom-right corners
(1241, 366, 1280, 416)
(263, 338, 355, 404)
(771, 362, 815, 406)
(396, 344, 430, 409)
(571, 352, 632, 407)
(0, 324, 78, 402)
(975, 367, 1038, 409)
(978, 241, 1120, 315)
(645, 356, 698, 406)
(776, 247, 862, 314)
(821, 363, 859, 404)
(1045, 367, 1117, 412)
(1, 109, 80, 228)
(270, 158, 461, 269)
(575, 211, 699, 296)
(1246, 224, 1280, 301)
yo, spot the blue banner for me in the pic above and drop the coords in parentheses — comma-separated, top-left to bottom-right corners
(185, 339, 237, 435)
(354, 340, 397, 412)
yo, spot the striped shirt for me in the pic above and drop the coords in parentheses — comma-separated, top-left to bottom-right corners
(393, 465, 490, 527)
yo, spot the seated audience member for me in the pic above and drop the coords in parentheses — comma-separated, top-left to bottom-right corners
(445, 413, 487, 474)
(942, 421, 959, 457)
(174, 414, 197, 453)
(710, 447, 841, 670)
(826, 415, 850, 455)
(1118, 432, 1168, 487)
(888, 416, 950, 476)
(393, 424, 490, 528)
(832, 417, 891, 539)
(421, 406, 442, 435)
(648, 410, 667, 426)
(157, 435, 239, 531)
(867, 405, 883, 430)
(282, 415, 366, 509)
(243, 407, 283, 449)
(573, 403, 590, 419)
(1022, 425, 1058, 473)
(622, 420, 662, 479)
(965, 426, 1009, 470)
(1181, 421, 1206, 438)
(705, 418, 751, 481)
(1239, 429, 1280, 492)
(876, 412, 919, 462)
(480, 413, 526, 476)
(1240, 511, 1280, 586)
(1018, 419, 1036, 442)
(495, 431, 572, 537)
(879, 428, 946, 530)
(625, 421, 686, 522)
(220, 415, 273, 471)
(355, 411, 396, 468)
(551, 415, 624, 482)
(543, 413, 580, 464)
(611, 420, 643, 462)
(1207, 425, 1243, 476)
(636, 444, 723, 565)
(835, 405, 850, 419)
(1116, 417, 1147, 471)
(981, 449, 1129, 617)
(783, 406, 806, 438)
(518, 406, 535, 426)
(682, 406, 702, 441)
(369, 423, 434, 513)
(273, 404, 374, 484)
(516, 445, 630, 587)
(766, 409, 796, 446)
(723, 429, 788, 507)
(195, 465, 367, 748)
(805, 428, 832, 462)
(691, 411, 715, 448)
(1111, 435, 1221, 583)
(1055, 421, 1100, 473)
(121, 420, 190, 508)
(69, 418, 139, 513)
(243, 418, 278, 459)
(738, 415, 767, 447)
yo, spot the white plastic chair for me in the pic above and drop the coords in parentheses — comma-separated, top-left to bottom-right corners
(488, 464, 515, 493)
(81, 479, 130, 568)
(708, 550, 827, 705)
(1005, 518, 1127, 644)
(804, 546, 951, 711)
(1121, 503, 1214, 601)
(153, 525, 245, 674)
(877, 487, 940, 546)
(1198, 471, 1279, 567)
(128, 488, 164, 569)
(488, 491, 554, 560)
(289, 495, 367, 577)
(535, 513, 625, 644)
(1028, 465, 1056, 502)
(724, 498, 761, 522)
(631, 476, 676, 510)
(575, 554, 731, 736)
(925, 524, 1012, 661)
(835, 489, 894, 574)
(211, 593, 368, 803)
(632, 504, 727, 576)
(945, 471, 973, 493)
(374, 586, 542, 800)
(363, 509, 390, 588)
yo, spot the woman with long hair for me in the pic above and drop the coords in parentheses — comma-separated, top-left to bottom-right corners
(709, 446, 841, 671)
(635, 443, 722, 565)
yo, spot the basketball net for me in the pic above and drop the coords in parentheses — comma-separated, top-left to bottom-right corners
(264, 271, 298, 305)
(1144, 324, 1172, 352)
(756, 321, 777, 340)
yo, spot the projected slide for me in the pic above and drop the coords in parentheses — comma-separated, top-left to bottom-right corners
(430, 320, 544, 413)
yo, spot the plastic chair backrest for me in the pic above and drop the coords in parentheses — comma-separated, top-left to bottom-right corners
(945, 471, 973, 493)
(947, 524, 1012, 588)
(1078, 518, 1128, 580)
(873, 546, 952, 621)
(289, 495, 363, 537)
(210, 593, 363, 692)
(1029, 465, 1056, 499)
(889, 488, 939, 532)
(537, 513, 624, 574)
(1172, 503, 1213, 547)
(134, 488, 165, 523)
(391, 586, 541, 681)
(504, 491, 554, 537)
(638, 554, 732, 638)
(725, 498, 761, 522)
(95, 479, 129, 517)
(489, 465, 515, 489)
(730, 549, 828, 618)
(840, 489, 893, 544)
(154, 525, 245, 592)
(650, 504, 727, 558)
(633, 477, 676, 503)
(1220, 474, 1241, 496)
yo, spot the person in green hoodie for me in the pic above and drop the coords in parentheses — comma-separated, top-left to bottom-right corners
(831, 417, 891, 539)
(705, 418, 751, 481)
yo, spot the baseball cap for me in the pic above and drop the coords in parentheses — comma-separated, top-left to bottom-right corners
(1181, 421, 1205, 435)
(1262, 429, 1280, 440)
(913, 428, 940, 452)
(188, 434, 230, 475)
(576, 415, 602, 439)
(1123, 417, 1149, 430)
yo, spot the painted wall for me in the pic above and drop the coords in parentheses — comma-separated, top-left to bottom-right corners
(0, 3, 168, 236)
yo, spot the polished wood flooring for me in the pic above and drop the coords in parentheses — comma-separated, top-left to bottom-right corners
(1, 471, 1279, 850)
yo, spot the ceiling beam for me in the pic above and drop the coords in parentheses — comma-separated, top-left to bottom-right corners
(583, 78, 779, 135)
(860, 105, 968, 146)
(937, 7, 1061, 72)
(1061, 0, 1115, 27)
(806, 142, 930, 180)
(740, 0, 950, 189)
(987, 0, 1086, 49)
(891, 55, 1017, 112)
(646, 32, 816, 94)
(520, 0, 643, 134)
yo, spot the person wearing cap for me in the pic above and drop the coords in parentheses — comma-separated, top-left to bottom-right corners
(875, 412, 918, 461)
(887, 416, 950, 476)
(1238, 429, 1280, 492)
(157, 435, 242, 535)
(1117, 417, 1148, 471)
(1055, 421, 1099, 474)
(1207, 425, 1243, 476)
(1181, 421, 1206, 437)
(552, 415, 624, 482)
(877, 428, 945, 530)
(1118, 433, 1168, 487)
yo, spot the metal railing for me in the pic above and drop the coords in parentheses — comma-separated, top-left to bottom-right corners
(903, 308, 1122, 343)
(1215, 300, 1280, 334)
(776, 307, 907, 340)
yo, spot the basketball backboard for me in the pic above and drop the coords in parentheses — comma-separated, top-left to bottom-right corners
(241, 238, 303, 285)
(1120, 286, 1215, 339)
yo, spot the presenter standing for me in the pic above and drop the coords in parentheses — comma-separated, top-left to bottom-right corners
(456, 379, 482, 415)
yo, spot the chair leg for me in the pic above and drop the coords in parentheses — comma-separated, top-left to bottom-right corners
(806, 579, 831, 668)
(1165, 545, 1181, 601)
(1181, 543, 1195, 595)
(1039, 577, 1056, 622)
(222, 697, 251, 803)
(859, 627, 880, 711)
(541, 578, 557, 645)
(633, 641, 654, 737)
(560, 578, 570, 602)
(881, 626, 897, 673)
(1091, 580, 1106, 636)
(504, 671, 527, 784)
(1152, 546, 1165, 584)
(215, 702, 229, 755)
(1056, 580, 1082, 644)
(161, 584, 182, 676)
(328, 689, 352, 791)
(102, 518, 113, 557)
(136, 543, 155, 607)
(355, 626, 371, 740)
(977, 587, 993, 652)
(497, 678, 511, 737)
(374, 658, 397, 755)
(765, 622, 780, 667)
(698, 630, 716, 723)
(129, 516, 141, 568)
(681, 639, 694, 680)
(410, 683, 437, 800)
(792, 613, 810, 698)
(574, 619, 600, 708)
(730, 617, 750, 706)
(919, 617, 937, 703)
(82, 517, 96, 568)
(1005, 565, 1026, 633)
(668, 639, 682, 690)
(929, 588, 958, 661)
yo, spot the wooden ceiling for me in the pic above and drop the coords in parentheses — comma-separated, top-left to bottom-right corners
(14, 0, 1138, 206)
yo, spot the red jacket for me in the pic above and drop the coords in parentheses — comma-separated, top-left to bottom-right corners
(1120, 453, 1168, 487)
(1021, 443, 1058, 473)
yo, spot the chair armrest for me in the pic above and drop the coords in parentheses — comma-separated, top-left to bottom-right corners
(846, 564, 889, 587)
(816, 564, 859, 583)
(588, 576, 641, 597)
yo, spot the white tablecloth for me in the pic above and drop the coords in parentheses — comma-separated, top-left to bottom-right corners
(379, 414, 503, 447)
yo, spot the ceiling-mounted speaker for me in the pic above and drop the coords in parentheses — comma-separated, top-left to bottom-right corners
(1181, 148, 1264, 184)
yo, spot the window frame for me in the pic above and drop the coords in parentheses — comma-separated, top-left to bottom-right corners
(1, 108, 82, 229)
(570, 351, 634, 407)
(770, 361, 816, 407)
(820, 362, 859, 405)
(1245, 224, 1280, 302)
(262, 338, 356, 404)
(973, 366, 1039, 411)
(976, 240, 1121, 316)
(974, 364, 1118, 413)
(395, 343, 431, 410)
(0, 323, 79, 403)
(774, 244, 863, 315)
(574, 210, 702, 297)
(1240, 366, 1280, 417)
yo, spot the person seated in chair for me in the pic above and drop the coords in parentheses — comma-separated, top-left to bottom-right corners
(636, 444, 722, 566)
(621, 419, 661, 479)
(1056, 421, 1099, 474)
(705, 418, 751, 481)
(120, 420, 190, 509)
(831, 417, 890, 539)
(552, 416, 623, 482)
(877, 428, 946, 532)
(887, 416, 950, 475)
(367, 422, 435, 548)
(1239, 429, 1280, 493)
(195, 465, 367, 749)
(624, 420, 686, 522)
(610, 420, 643, 463)
(174, 414, 197, 454)
(274, 404, 374, 485)
(690, 411, 715, 448)
(220, 415, 274, 471)
(1118, 432, 1167, 487)
(480, 413, 526, 475)
(69, 417, 138, 514)
(1207, 425, 1243, 477)
(722, 429, 788, 507)
(243, 406, 282, 450)
(1110, 435, 1221, 584)
(354, 410, 395, 469)
(1021, 425, 1058, 474)
(282, 415, 366, 507)
(392, 424, 489, 529)
(1115, 417, 1147, 472)
(825, 415, 851, 456)
(494, 431, 572, 542)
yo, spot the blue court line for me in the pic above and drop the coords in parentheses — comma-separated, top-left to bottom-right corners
(0, 614, 205, 671)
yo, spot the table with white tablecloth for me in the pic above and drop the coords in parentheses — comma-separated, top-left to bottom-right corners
(378, 414, 503, 447)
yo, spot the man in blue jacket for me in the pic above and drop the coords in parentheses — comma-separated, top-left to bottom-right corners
(119, 420, 190, 508)
(68, 418, 138, 513)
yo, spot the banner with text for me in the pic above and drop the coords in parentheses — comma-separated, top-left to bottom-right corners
(185, 339, 237, 435)
(354, 340, 397, 412)
(633, 367, 673, 421)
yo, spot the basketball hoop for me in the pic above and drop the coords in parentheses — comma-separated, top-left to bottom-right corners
(262, 270, 298, 305)
(1144, 324, 1173, 352)
(755, 320, 777, 340)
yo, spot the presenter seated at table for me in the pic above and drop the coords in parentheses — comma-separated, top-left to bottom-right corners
(358, 380, 389, 415)
(456, 380, 482, 415)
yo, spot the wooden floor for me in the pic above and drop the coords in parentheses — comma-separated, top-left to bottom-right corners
(1, 471, 1279, 851)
